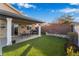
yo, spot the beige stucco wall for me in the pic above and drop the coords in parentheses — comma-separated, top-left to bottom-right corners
(18, 25, 30, 35)
(0, 3, 21, 15)
(0, 20, 6, 38)
(18, 24, 37, 35)
(32, 24, 36, 30)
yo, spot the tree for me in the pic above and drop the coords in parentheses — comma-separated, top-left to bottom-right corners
(57, 14, 74, 32)
(58, 14, 74, 24)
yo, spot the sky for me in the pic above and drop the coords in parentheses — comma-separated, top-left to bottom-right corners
(11, 3, 79, 23)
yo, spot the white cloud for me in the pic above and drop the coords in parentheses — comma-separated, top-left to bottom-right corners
(17, 3, 36, 9)
(51, 10, 56, 13)
(70, 13, 75, 16)
(59, 8, 79, 13)
(51, 8, 79, 14)
(74, 17, 79, 22)
(75, 17, 79, 20)
(69, 3, 79, 5)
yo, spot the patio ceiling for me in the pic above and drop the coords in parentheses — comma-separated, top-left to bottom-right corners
(13, 19, 39, 25)
(0, 9, 43, 24)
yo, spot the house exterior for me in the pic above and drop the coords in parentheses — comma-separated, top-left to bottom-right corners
(0, 3, 43, 48)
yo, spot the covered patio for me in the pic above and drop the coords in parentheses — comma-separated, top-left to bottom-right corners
(0, 9, 43, 48)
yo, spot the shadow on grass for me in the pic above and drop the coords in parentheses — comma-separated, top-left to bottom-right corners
(20, 45, 32, 56)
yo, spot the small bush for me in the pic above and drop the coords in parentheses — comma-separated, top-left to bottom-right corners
(64, 42, 79, 56)
(65, 32, 79, 56)
(67, 32, 77, 38)
(65, 43, 79, 56)
(67, 32, 78, 42)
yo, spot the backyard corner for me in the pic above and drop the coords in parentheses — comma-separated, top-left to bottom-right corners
(3, 35, 68, 56)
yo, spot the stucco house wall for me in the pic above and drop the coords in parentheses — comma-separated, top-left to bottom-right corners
(0, 20, 7, 38)
(18, 25, 29, 35)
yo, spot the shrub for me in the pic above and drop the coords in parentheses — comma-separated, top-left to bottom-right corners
(65, 32, 79, 56)
(67, 32, 78, 42)
(64, 42, 79, 56)
(66, 44, 79, 56)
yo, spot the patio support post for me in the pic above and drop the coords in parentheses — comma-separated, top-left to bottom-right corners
(6, 18, 12, 45)
(38, 24, 41, 37)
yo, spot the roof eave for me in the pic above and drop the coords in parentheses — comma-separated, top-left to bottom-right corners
(5, 3, 22, 14)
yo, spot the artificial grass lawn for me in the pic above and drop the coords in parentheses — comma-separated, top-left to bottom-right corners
(3, 35, 68, 56)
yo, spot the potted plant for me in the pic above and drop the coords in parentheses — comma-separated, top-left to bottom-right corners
(12, 40, 16, 44)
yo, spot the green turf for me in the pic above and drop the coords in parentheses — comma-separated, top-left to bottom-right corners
(3, 35, 68, 56)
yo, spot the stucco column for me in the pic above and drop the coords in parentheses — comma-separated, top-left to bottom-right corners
(38, 24, 41, 37)
(6, 18, 12, 45)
